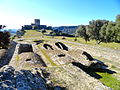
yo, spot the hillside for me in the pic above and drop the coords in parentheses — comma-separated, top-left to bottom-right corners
(0, 30, 120, 90)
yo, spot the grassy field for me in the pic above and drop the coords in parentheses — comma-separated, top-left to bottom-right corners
(53, 36, 120, 50)
(23, 30, 120, 50)
(23, 30, 43, 38)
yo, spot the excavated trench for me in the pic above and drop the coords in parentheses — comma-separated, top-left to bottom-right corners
(43, 44, 54, 50)
(18, 44, 33, 54)
(18, 44, 46, 67)
(33, 40, 44, 45)
(42, 42, 115, 79)
(55, 42, 68, 51)
(82, 51, 94, 61)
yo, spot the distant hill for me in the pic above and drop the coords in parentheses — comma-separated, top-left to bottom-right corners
(0, 29, 18, 36)
(52, 26, 79, 35)
(0, 29, 17, 33)
(8, 29, 17, 34)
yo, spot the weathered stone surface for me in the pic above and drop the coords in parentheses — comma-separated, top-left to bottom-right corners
(0, 49, 7, 59)
(18, 44, 33, 54)
(0, 65, 47, 90)
(44, 64, 111, 90)
(9, 43, 47, 70)
(19, 52, 46, 66)
(0, 41, 17, 68)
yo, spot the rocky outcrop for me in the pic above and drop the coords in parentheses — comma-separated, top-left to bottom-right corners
(0, 64, 112, 90)
(0, 65, 47, 90)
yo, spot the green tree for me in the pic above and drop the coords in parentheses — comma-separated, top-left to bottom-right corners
(0, 25, 6, 29)
(114, 14, 120, 42)
(116, 14, 120, 22)
(41, 29, 46, 34)
(0, 25, 10, 49)
(76, 25, 90, 42)
(100, 23, 108, 42)
(105, 22, 116, 42)
(88, 20, 108, 44)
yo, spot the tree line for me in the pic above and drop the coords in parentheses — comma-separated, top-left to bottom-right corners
(76, 15, 120, 44)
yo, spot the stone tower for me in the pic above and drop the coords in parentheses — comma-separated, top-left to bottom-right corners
(34, 19, 40, 25)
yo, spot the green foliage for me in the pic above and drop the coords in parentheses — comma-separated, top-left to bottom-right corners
(51, 32, 57, 36)
(41, 29, 46, 34)
(16, 29, 26, 38)
(0, 25, 10, 49)
(105, 22, 116, 42)
(116, 14, 120, 22)
(115, 22, 120, 42)
(88, 20, 109, 44)
(76, 25, 90, 42)
(76, 14, 120, 44)
(100, 23, 108, 42)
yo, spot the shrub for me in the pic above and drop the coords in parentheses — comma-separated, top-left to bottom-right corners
(0, 31, 10, 49)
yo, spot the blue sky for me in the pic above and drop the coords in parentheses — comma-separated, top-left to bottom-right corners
(0, 0, 120, 29)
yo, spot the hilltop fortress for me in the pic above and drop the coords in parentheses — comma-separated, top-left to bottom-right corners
(22, 19, 79, 35)
(22, 19, 52, 30)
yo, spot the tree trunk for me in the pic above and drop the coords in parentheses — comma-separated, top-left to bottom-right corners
(96, 40, 101, 44)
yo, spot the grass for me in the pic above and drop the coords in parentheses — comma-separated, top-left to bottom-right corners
(16, 55, 19, 61)
(15, 55, 20, 67)
(94, 55, 120, 89)
(40, 49, 57, 66)
(52, 36, 120, 50)
(100, 42, 120, 50)
(23, 30, 120, 50)
(37, 43, 57, 66)
(97, 72, 120, 90)
(23, 30, 43, 38)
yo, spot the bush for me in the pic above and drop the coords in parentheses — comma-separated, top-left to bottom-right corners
(0, 31, 10, 49)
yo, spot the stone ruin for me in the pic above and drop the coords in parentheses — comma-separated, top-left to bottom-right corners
(43, 44, 54, 50)
(55, 42, 68, 51)
(0, 65, 67, 90)
(18, 44, 33, 54)
(33, 40, 44, 45)
(10, 43, 47, 69)
(43, 42, 108, 70)
(1, 41, 114, 90)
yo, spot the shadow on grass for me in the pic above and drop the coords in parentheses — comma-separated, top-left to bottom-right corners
(72, 62, 116, 79)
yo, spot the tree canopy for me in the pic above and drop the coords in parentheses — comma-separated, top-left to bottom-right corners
(76, 14, 120, 44)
